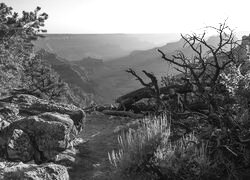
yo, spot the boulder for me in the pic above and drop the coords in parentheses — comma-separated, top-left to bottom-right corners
(0, 93, 86, 170)
(0, 119, 10, 131)
(10, 94, 86, 132)
(0, 94, 85, 132)
(0, 162, 69, 180)
(5, 113, 74, 163)
(7, 129, 34, 162)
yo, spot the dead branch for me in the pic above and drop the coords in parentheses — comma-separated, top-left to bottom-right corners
(158, 22, 240, 99)
(116, 84, 192, 111)
(126, 68, 152, 88)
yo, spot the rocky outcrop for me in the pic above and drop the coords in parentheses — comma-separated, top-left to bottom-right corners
(0, 94, 85, 165)
(0, 162, 69, 180)
(3, 94, 86, 132)
(5, 114, 74, 163)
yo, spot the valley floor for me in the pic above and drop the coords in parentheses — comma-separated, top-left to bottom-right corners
(69, 113, 132, 180)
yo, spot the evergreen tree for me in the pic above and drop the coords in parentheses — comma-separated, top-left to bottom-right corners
(0, 3, 67, 101)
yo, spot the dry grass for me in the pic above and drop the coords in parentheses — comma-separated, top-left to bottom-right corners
(108, 114, 170, 179)
(108, 114, 215, 179)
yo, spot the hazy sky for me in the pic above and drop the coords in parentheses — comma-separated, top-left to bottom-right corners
(3, 0, 250, 34)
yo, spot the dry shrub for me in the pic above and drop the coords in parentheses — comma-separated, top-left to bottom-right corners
(109, 114, 169, 179)
(109, 115, 217, 180)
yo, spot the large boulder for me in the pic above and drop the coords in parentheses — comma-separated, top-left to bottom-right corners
(0, 93, 86, 180)
(16, 94, 85, 132)
(0, 162, 69, 180)
(4, 112, 75, 163)
(0, 94, 86, 132)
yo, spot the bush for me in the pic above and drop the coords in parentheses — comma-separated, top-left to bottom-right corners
(0, 3, 48, 95)
(0, 3, 75, 104)
(21, 52, 67, 101)
(109, 114, 169, 179)
(113, 22, 250, 179)
(109, 115, 222, 180)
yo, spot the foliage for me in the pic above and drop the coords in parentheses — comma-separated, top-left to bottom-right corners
(115, 21, 250, 179)
(161, 75, 182, 87)
(109, 115, 222, 180)
(22, 52, 67, 101)
(221, 64, 250, 98)
(155, 135, 218, 180)
(0, 2, 45, 92)
(0, 3, 69, 102)
(109, 115, 169, 180)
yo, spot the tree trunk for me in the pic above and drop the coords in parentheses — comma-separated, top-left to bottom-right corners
(116, 84, 192, 111)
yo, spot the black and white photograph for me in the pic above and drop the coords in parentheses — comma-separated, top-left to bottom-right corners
(1, 0, 250, 179)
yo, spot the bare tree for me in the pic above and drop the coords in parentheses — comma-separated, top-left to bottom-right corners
(158, 21, 239, 92)
(120, 21, 243, 113)
(157, 21, 241, 112)
(126, 68, 160, 105)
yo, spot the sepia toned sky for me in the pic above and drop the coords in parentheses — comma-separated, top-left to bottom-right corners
(2, 0, 250, 34)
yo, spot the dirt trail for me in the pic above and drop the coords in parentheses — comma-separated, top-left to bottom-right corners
(69, 113, 131, 180)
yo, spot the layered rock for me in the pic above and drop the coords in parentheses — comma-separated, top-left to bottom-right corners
(3, 94, 85, 131)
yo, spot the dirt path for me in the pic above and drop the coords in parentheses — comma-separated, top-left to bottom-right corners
(69, 113, 131, 180)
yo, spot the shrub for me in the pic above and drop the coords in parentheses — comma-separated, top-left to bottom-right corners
(109, 115, 221, 180)
(109, 114, 169, 179)
(114, 22, 250, 179)
(21, 52, 67, 101)
(0, 3, 48, 95)
(0, 3, 74, 104)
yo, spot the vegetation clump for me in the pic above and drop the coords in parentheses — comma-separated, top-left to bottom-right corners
(109, 21, 250, 179)
(0, 3, 89, 106)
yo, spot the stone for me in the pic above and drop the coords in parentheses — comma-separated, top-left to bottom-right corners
(5, 113, 75, 162)
(7, 129, 34, 162)
(0, 162, 69, 180)
(0, 94, 86, 164)
(0, 94, 86, 133)
(13, 94, 86, 132)
(0, 119, 10, 131)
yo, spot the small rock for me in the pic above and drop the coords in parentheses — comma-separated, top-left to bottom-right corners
(0, 120, 10, 131)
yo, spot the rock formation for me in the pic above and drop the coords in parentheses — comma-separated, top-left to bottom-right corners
(0, 162, 69, 180)
(0, 94, 86, 179)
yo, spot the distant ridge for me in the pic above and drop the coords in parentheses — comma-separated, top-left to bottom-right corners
(34, 34, 180, 61)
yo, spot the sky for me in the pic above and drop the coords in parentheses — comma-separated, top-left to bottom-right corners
(2, 0, 250, 34)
